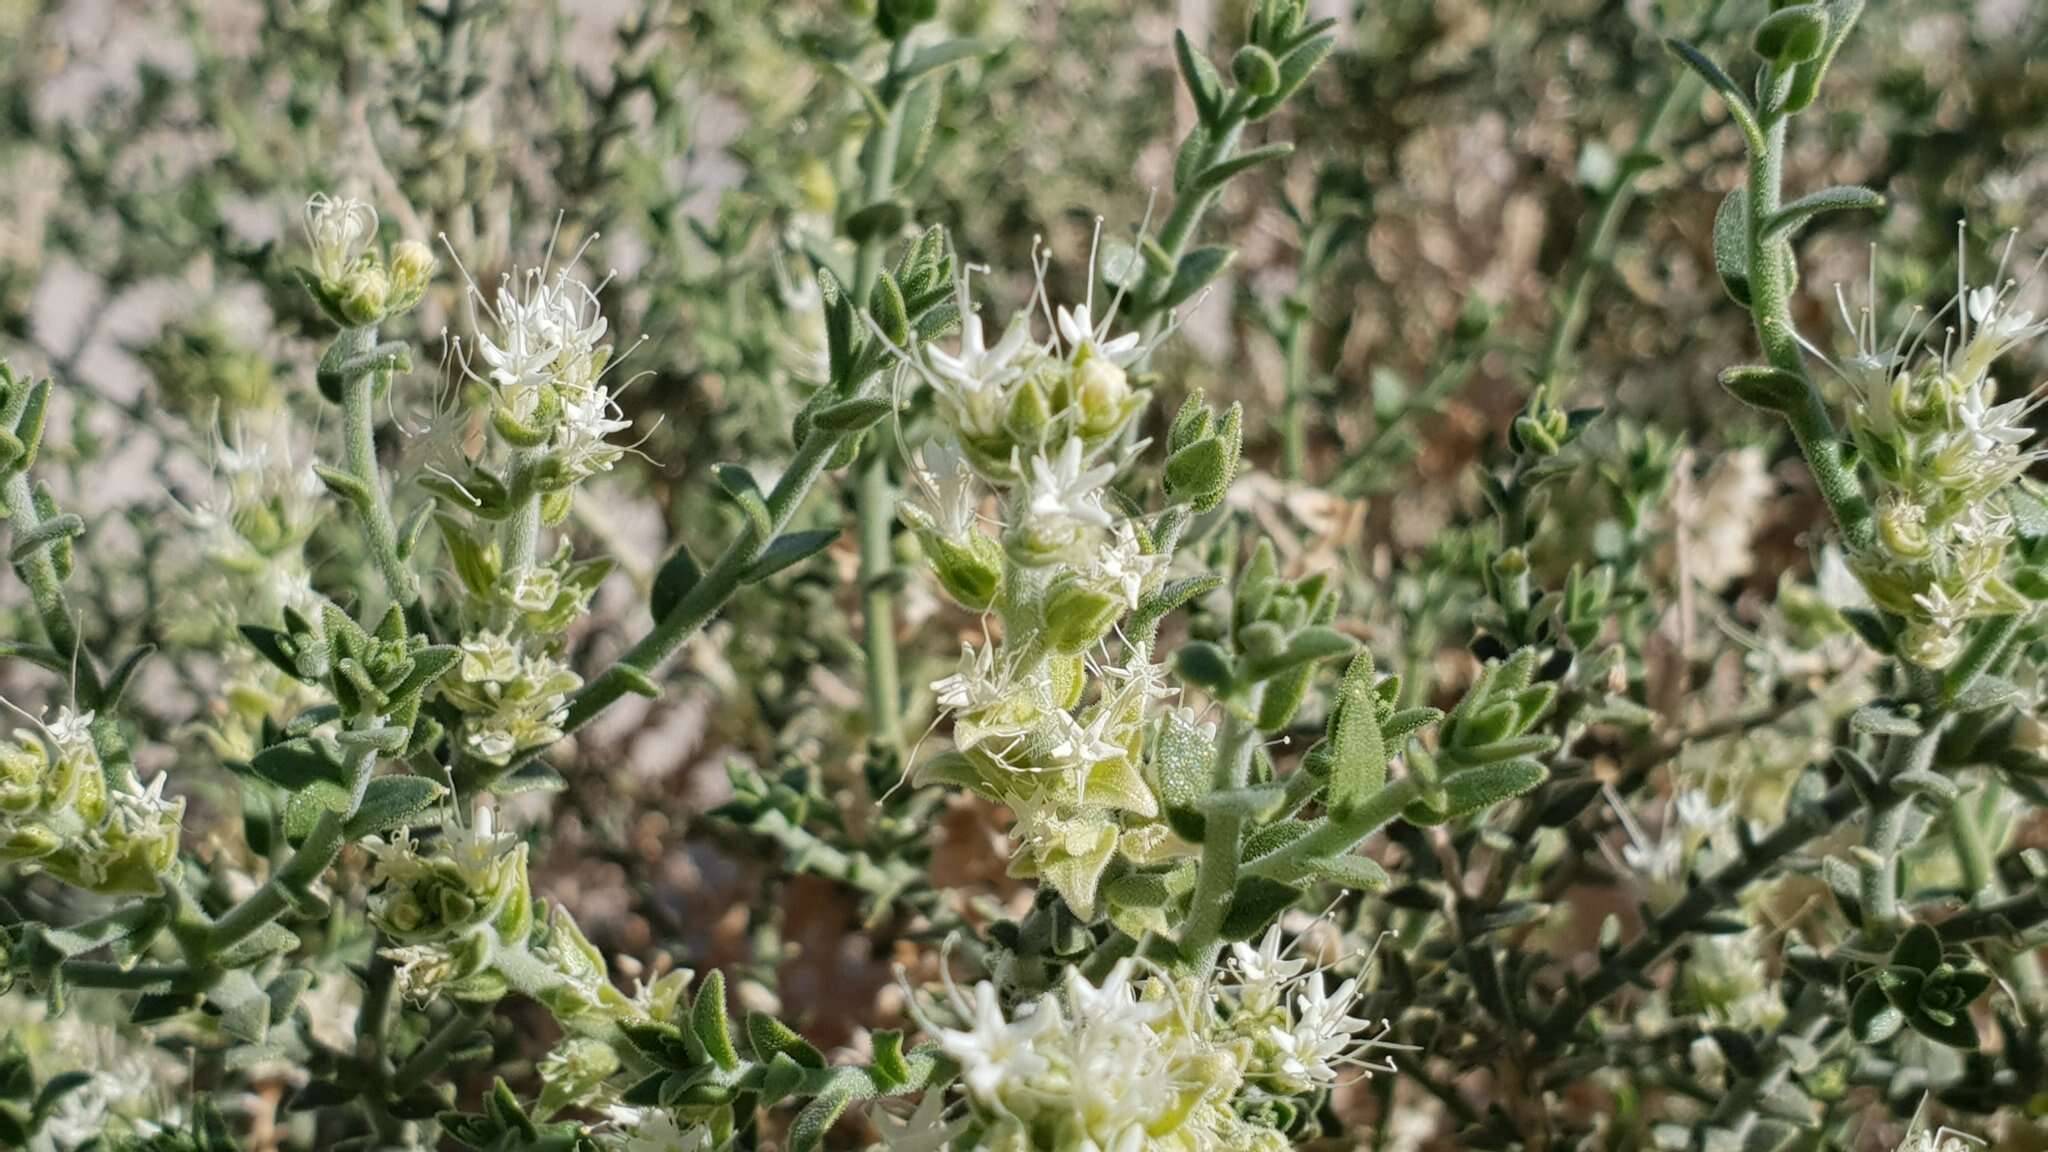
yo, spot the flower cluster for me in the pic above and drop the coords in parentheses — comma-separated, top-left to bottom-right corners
(0, 710, 183, 896)
(915, 932, 1398, 1152)
(440, 630, 580, 765)
(1219, 926, 1406, 1095)
(919, 960, 1280, 1152)
(301, 193, 434, 327)
(367, 804, 533, 1002)
(425, 230, 641, 768)
(461, 255, 635, 489)
(903, 262, 1220, 917)
(1835, 243, 2047, 666)
(918, 257, 1150, 483)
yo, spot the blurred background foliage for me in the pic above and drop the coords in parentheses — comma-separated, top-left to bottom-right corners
(3, 0, 2047, 1146)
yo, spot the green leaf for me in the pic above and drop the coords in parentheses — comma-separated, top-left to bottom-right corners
(1192, 144, 1293, 193)
(1783, 0, 1864, 113)
(1849, 703, 1921, 737)
(692, 970, 740, 1070)
(1762, 185, 1884, 243)
(1719, 364, 1807, 413)
(214, 922, 301, 970)
(714, 464, 772, 536)
(844, 199, 909, 244)
(811, 396, 894, 433)
(1248, 33, 1335, 119)
(1160, 245, 1235, 311)
(1243, 624, 1354, 683)
(1405, 759, 1549, 825)
(746, 1011, 825, 1069)
(897, 39, 991, 85)
(1309, 853, 1390, 891)
(1890, 922, 1944, 972)
(1173, 641, 1235, 692)
(488, 760, 568, 795)
(651, 540, 703, 621)
(284, 782, 351, 845)
(344, 776, 445, 839)
(311, 465, 373, 509)
(1949, 674, 2021, 714)
(1327, 651, 1388, 815)
(1220, 877, 1304, 941)
(1713, 190, 1753, 307)
(1174, 30, 1225, 122)
(248, 737, 348, 792)
(1752, 5, 1829, 65)
(742, 529, 841, 584)
(788, 1090, 855, 1152)
(1666, 38, 1760, 147)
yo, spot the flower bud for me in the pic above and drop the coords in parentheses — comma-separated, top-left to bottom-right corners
(386, 239, 436, 315)
(1072, 356, 1134, 440)
(336, 262, 390, 327)
(1043, 578, 1123, 653)
(1877, 499, 1932, 561)
(919, 526, 1004, 612)
(1902, 620, 1963, 669)
(1231, 45, 1281, 96)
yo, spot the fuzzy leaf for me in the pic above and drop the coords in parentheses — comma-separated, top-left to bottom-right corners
(1405, 759, 1549, 825)
(742, 529, 841, 584)
(344, 776, 444, 839)
(651, 540, 704, 621)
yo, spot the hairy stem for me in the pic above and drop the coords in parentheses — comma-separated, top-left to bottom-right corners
(850, 34, 918, 759)
(335, 326, 432, 637)
(1178, 707, 1262, 972)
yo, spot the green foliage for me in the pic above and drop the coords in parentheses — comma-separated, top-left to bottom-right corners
(2, 0, 2046, 1149)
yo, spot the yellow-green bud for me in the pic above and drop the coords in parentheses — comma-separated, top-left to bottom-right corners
(386, 240, 437, 314)
(337, 263, 390, 327)
(1073, 356, 1131, 438)
(1903, 620, 1963, 669)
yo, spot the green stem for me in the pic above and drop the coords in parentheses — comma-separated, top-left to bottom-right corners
(2, 469, 113, 762)
(1279, 308, 1312, 480)
(1245, 777, 1421, 885)
(57, 960, 195, 990)
(465, 420, 858, 794)
(851, 34, 917, 759)
(335, 327, 432, 637)
(1947, 787, 2048, 1014)
(1742, 116, 1872, 552)
(394, 1000, 493, 1083)
(204, 808, 348, 953)
(1136, 108, 1247, 340)
(1178, 708, 1261, 972)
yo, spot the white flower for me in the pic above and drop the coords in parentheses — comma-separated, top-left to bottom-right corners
(302, 192, 377, 283)
(1230, 924, 1310, 999)
(599, 1106, 715, 1152)
(914, 438, 981, 539)
(1026, 437, 1116, 532)
(1086, 522, 1164, 609)
(1055, 302, 1142, 366)
(1911, 583, 1962, 632)
(1896, 1128, 1984, 1152)
(1271, 971, 1395, 1086)
(1674, 789, 1734, 832)
(870, 1090, 966, 1152)
(554, 383, 632, 480)
(932, 642, 1008, 714)
(927, 308, 1034, 396)
(933, 981, 1055, 1105)
(1062, 958, 1168, 1031)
